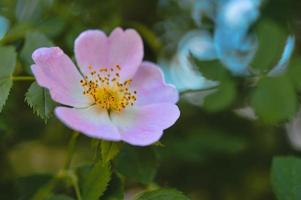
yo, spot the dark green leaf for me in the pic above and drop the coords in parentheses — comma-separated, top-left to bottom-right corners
(288, 57, 301, 91)
(0, 46, 16, 112)
(203, 79, 236, 112)
(250, 75, 297, 124)
(135, 189, 190, 200)
(15, 174, 52, 200)
(251, 20, 288, 72)
(47, 194, 74, 200)
(271, 156, 301, 200)
(102, 173, 124, 200)
(20, 31, 53, 74)
(192, 58, 230, 81)
(81, 161, 111, 200)
(25, 81, 56, 122)
(114, 146, 157, 184)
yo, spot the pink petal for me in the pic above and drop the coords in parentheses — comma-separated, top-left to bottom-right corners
(74, 28, 143, 80)
(32, 47, 91, 107)
(131, 62, 179, 106)
(110, 104, 180, 146)
(55, 106, 121, 141)
(74, 30, 108, 75)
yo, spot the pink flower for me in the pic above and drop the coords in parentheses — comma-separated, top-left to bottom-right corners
(31, 28, 180, 146)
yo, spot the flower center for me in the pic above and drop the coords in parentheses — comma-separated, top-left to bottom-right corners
(80, 65, 137, 112)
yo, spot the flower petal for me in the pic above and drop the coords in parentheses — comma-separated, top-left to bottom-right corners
(32, 47, 91, 107)
(55, 106, 121, 141)
(108, 27, 144, 80)
(110, 104, 180, 146)
(74, 30, 108, 75)
(74, 27, 143, 80)
(131, 62, 179, 106)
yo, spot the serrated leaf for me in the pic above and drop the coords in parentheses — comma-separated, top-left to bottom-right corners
(25, 81, 56, 122)
(114, 146, 157, 184)
(101, 141, 122, 163)
(102, 173, 124, 200)
(20, 31, 53, 74)
(135, 189, 190, 200)
(250, 75, 297, 124)
(271, 156, 301, 200)
(81, 161, 111, 200)
(47, 194, 74, 200)
(0, 46, 16, 112)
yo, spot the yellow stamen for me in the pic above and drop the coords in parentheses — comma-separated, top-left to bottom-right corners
(80, 65, 137, 112)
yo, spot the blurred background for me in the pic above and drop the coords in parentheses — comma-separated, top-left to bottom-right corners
(1, 0, 301, 199)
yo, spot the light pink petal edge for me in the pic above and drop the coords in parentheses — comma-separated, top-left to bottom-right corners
(111, 103, 180, 146)
(74, 27, 144, 80)
(131, 61, 179, 106)
(31, 47, 91, 107)
(55, 106, 121, 141)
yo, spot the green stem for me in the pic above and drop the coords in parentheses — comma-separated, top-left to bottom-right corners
(72, 176, 82, 200)
(11, 76, 35, 81)
(64, 132, 80, 169)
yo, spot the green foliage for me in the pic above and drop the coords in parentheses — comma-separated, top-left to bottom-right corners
(160, 128, 247, 162)
(288, 57, 301, 91)
(192, 58, 237, 111)
(20, 31, 53, 74)
(251, 19, 288, 72)
(203, 79, 236, 112)
(250, 75, 297, 124)
(102, 173, 124, 200)
(271, 156, 301, 200)
(81, 161, 111, 200)
(25, 81, 56, 122)
(193, 59, 230, 81)
(114, 146, 157, 184)
(47, 194, 74, 200)
(134, 189, 191, 200)
(101, 141, 122, 163)
(0, 46, 16, 112)
(15, 174, 52, 199)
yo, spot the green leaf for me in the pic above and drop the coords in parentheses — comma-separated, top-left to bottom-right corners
(203, 79, 236, 112)
(271, 156, 301, 200)
(250, 75, 297, 124)
(135, 189, 190, 200)
(47, 194, 74, 200)
(20, 31, 53, 74)
(15, 174, 52, 200)
(101, 141, 122, 163)
(192, 58, 230, 81)
(114, 146, 157, 184)
(81, 161, 111, 200)
(288, 57, 301, 91)
(0, 46, 16, 112)
(25, 81, 56, 122)
(102, 173, 124, 200)
(251, 19, 288, 72)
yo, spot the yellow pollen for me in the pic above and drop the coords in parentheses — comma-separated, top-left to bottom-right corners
(80, 65, 137, 112)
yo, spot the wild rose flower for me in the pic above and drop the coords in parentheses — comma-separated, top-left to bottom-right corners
(31, 28, 180, 146)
